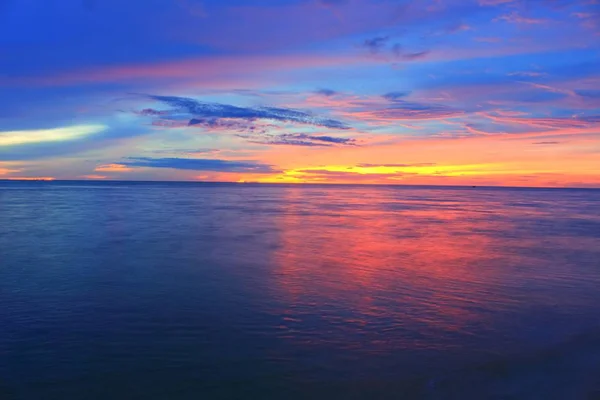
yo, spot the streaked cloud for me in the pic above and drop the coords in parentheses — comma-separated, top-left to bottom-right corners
(351, 100, 464, 121)
(121, 157, 276, 173)
(0, 167, 21, 175)
(240, 133, 357, 147)
(0, 125, 106, 147)
(361, 36, 390, 54)
(315, 88, 338, 97)
(494, 12, 547, 25)
(139, 94, 349, 130)
(79, 174, 108, 179)
(382, 92, 411, 101)
(95, 164, 134, 172)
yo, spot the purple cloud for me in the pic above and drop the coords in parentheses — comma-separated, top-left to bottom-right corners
(240, 133, 357, 147)
(140, 94, 349, 130)
(122, 157, 276, 173)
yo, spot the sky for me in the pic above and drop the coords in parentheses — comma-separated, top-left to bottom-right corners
(0, 0, 599, 186)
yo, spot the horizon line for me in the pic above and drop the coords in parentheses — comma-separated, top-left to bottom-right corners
(1, 179, 599, 190)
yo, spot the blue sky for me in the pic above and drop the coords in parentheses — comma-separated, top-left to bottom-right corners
(1, 0, 599, 186)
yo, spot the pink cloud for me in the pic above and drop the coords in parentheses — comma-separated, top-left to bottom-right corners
(3, 54, 370, 88)
(494, 12, 548, 25)
(348, 107, 464, 121)
(79, 174, 107, 179)
(474, 37, 503, 43)
(482, 113, 600, 130)
(478, 0, 517, 5)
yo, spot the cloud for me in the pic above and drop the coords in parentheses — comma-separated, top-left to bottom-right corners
(4, 177, 56, 181)
(508, 71, 547, 78)
(149, 148, 218, 155)
(122, 157, 276, 173)
(0, 125, 106, 147)
(391, 44, 431, 60)
(484, 113, 600, 129)
(576, 90, 600, 99)
(382, 91, 411, 101)
(400, 50, 430, 60)
(532, 141, 560, 145)
(79, 174, 107, 179)
(0, 124, 152, 161)
(446, 23, 471, 34)
(317, 0, 349, 6)
(95, 164, 134, 172)
(478, 0, 517, 5)
(361, 36, 390, 54)
(494, 12, 547, 24)
(474, 37, 502, 43)
(140, 94, 349, 130)
(240, 133, 357, 147)
(0, 166, 21, 175)
(315, 88, 338, 97)
(351, 100, 464, 121)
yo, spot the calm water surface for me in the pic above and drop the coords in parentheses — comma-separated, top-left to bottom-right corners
(1, 182, 600, 399)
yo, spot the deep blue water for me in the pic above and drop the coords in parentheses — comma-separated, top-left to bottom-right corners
(1, 181, 600, 399)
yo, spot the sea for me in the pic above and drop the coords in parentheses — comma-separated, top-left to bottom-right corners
(1, 181, 600, 399)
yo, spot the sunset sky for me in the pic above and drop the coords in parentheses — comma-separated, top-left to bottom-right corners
(1, 0, 599, 186)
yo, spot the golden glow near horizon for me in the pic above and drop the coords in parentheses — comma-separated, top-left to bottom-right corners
(5, 177, 55, 181)
(259, 163, 523, 182)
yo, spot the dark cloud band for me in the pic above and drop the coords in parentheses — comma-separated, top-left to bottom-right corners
(122, 157, 276, 173)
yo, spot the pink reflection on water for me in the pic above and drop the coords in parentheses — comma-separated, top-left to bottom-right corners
(267, 187, 600, 358)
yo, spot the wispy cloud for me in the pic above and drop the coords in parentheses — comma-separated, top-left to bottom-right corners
(351, 100, 464, 121)
(317, 0, 349, 6)
(361, 36, 390, 54)
(495, 12, 547, 25)
(484, 113, 600, 129)
(121, 157, 276, 173)
(478, 0, 517, 5)
(0, 125, 106, 147)
(79, 174, 107, 179)
(382, 91, 411, 101)
(315, 88, 338, 97)
(390, 43, 431, 61)
(240, 133, 357, 147)
(508, 71, 547, 78)
(140, 94, 349, 130)
(576, 90, 600, 99)
(394, 48, 430, 60)
(95, 164, 134, 172)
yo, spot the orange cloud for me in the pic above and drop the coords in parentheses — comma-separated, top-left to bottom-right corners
(4, 54, 371, 88)
(0, 167, 21, 175)
(95, 164, 134, 172)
